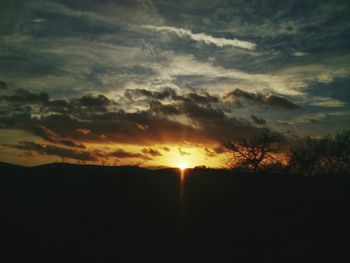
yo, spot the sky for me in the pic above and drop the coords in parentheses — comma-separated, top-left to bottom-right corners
(0, 0, 350, 167)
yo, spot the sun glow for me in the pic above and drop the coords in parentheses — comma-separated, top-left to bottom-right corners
(178, 161, 188, 171)
(178, 161, 188, 185)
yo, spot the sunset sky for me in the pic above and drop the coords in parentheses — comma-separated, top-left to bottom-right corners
(1, 0, 350, 167)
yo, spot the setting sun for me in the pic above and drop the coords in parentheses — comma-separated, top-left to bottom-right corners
(178, 162, 188, 170)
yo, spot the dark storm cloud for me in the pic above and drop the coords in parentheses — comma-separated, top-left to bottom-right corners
(182, 100, 224, 120)
(178, 148, 190, 156)
(0, 88, 267, 147)
(187, 92, 219, 104)
(3, 141, 152, 162)
(0, 89, 116, 115)
(162, 146, 170, 152)
(125, 88, 267, 141)
(204, 148, 217, 157)
(141, 148, 162, 157)
(1, 89, 49, 104)
(0, 89, 205, 144)
(4, 141, 97, 162)
(265, 95, 300, 109)
(0, 81, 7, 90)
(204, 145, 228, 157)
(125, 88, 179, 101)
(149, 101, 180, 115)
(74, 95, 111, 108)
(45, 113, 186, 144)
(172, 97, 265, 141)
(226, 89, 300, 110)
(109, 149, 151, 160)
(125, 88, 219, 105)
(30, 125, 86, 149)
(251, 115, 267, 126)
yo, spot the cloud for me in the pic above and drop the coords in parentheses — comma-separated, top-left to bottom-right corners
(36, 111, 205, 145)
(109, 149, 151, 160)
(142, 148, 162, 156)
(251, 115, 267, 126)
(0, 81, 8, 90)
(124, 88, 268, 142)
(150, 53, 306, 96)
(3, 141, 153, 162)
(0, 89, 205, 145)
(180, 99, 265, 142)
(4, 141, 97, 162)
(73, 94, 113, 109)
(30, 125, 86, 149)
(0, 88, 272, 147)
(178, 148, 190, 156)
(265, 94, 300, 109)
(187, 92, 219, 104)
(143, 25, 256, 50)
(1, 0, 349, 166)
(285, 111, 350, 125)
(226, 89, 300, 110)
(204, 145, 227, 157)
(126, 88, 219, 105)
(149, 101, 180, 115)
(1, 89, 49, 104)
(204, 148, 217, 157)
(292, 51, 308, 57)
(308, 97, 346, 108)
(162, 146, 170, 152)
(124, 88, 182, 102)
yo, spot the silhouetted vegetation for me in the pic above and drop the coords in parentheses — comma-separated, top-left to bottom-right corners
(288, 130, 350, 176)
(224, 130, 284, 174)
(224, 130, 350, 176)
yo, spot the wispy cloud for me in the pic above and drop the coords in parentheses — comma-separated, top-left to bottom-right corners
(143, 25, 256, 50)
(308, 97, 346, 108)
(292, 51, 308, 57)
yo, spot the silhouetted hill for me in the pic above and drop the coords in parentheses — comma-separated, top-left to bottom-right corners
(0, 163, 349, 262)
(0, 162, 25, 169)
(0, 162, 153, 176)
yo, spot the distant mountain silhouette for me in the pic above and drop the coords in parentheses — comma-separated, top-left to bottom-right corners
(0, 162, 233, 177)
(0, 162, 153, 176)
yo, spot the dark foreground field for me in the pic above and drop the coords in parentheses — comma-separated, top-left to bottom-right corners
(0, 163, 349, 262)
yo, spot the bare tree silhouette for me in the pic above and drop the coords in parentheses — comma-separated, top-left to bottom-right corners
(288, 130, 350, 176)
(224, 130, 283, 174)
(332, 130, 350, 174)
(288, 137, 327, 176)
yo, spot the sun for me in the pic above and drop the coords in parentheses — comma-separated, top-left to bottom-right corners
(178, 161, 188, 171)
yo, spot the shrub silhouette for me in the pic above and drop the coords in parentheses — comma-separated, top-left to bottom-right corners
(224, 130, 284, 174)
(288, 130, 350, 176)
